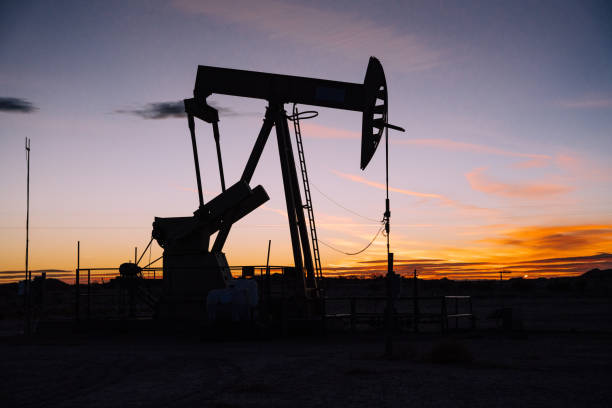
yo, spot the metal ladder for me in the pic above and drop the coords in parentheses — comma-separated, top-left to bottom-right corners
(291, 105, 322, 281)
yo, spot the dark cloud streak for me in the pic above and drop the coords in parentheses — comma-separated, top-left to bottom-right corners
(115, 101, 185, 119)
(115, 100, 256, 119)
(0, 97, 38, 113)
(323, 252, 612, 279)
(515, 253, 612, 265)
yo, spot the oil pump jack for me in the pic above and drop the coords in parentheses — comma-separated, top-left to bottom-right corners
(151, 57, 403, 321)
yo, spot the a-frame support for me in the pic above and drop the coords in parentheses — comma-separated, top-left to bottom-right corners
(207, 103, 316, 292)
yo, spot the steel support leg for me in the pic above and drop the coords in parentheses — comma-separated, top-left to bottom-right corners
(212, 122, 226, 192)
(273, 105, 306, 294)
(188, 114, 205, 207)
(277, 113, 316, 289)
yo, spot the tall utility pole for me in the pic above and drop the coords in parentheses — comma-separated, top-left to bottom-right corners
(384, 125, 394, 357)
(24, 137, 31, 335)
(383, 117, 405, 357)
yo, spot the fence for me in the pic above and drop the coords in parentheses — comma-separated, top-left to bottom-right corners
(324, 295, 475, 332)
(72, 265, 291, 321)
(443, 295, 475, 330)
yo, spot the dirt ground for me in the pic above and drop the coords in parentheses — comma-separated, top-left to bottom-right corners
(1, 328, 611, 407)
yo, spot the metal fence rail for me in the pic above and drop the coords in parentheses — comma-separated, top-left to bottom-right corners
(324, 295, 475, 332)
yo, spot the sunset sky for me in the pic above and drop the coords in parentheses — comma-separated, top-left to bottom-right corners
(1, 0, 611, 282)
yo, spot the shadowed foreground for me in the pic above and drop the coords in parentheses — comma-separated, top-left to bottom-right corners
(1, 330, 611, 407)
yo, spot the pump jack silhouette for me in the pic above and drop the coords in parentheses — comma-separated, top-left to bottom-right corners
(148, 57, 404, 320)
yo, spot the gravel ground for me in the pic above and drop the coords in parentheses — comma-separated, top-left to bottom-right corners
(1, 329, 611, 407)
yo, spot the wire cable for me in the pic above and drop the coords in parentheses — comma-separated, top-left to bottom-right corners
(289, 103, 381, 224)
(312, 183, 381, 223)
(136, 236, 154, 266)
(319, 223, 385, 256)
(288, 102, 384, 256)
(142, 255, 163, 269)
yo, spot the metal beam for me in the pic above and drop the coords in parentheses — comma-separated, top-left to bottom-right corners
(212, 122, 226, 192)
(195, 66, 365, 111)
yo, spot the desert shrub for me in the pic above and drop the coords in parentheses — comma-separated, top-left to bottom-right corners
(429, 340, 473, 365)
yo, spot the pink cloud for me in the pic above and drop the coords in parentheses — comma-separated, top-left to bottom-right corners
(397, 138, 551, 168)
(465, 167, 573, 198)
(297, 125, 551, 170)
(554, 152, 611, 182)
(261, 205, 288, 218)
(333, 170, 443, 199)
(333, 170, 493, 214)
(173, 0, 443, 72)
(300, 125, 552, 170)
(556, 153, 580, 172)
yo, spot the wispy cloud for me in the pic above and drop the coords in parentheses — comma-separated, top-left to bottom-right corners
(554, 152, 612, 182)
(0, 97, 38, 113)
(397, 138, 551, 168)
(115, 100, 252, 119)
(323, 248, 612, 279)
(301, 123, 552, 168)
(465, 167, 572, 198)
(333, 170, 442, 199)
(333, 170, 491, 214)
(173, 0, 443, 72)
(261, 205, 287, 218)
(555, 153, 580, 171)
(481, 225, 612, 252)
(558, 97, 612, 109)
(117, 101, 185, 119)
(0, 269, 70, 282)
(515, 252, 612, 265)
